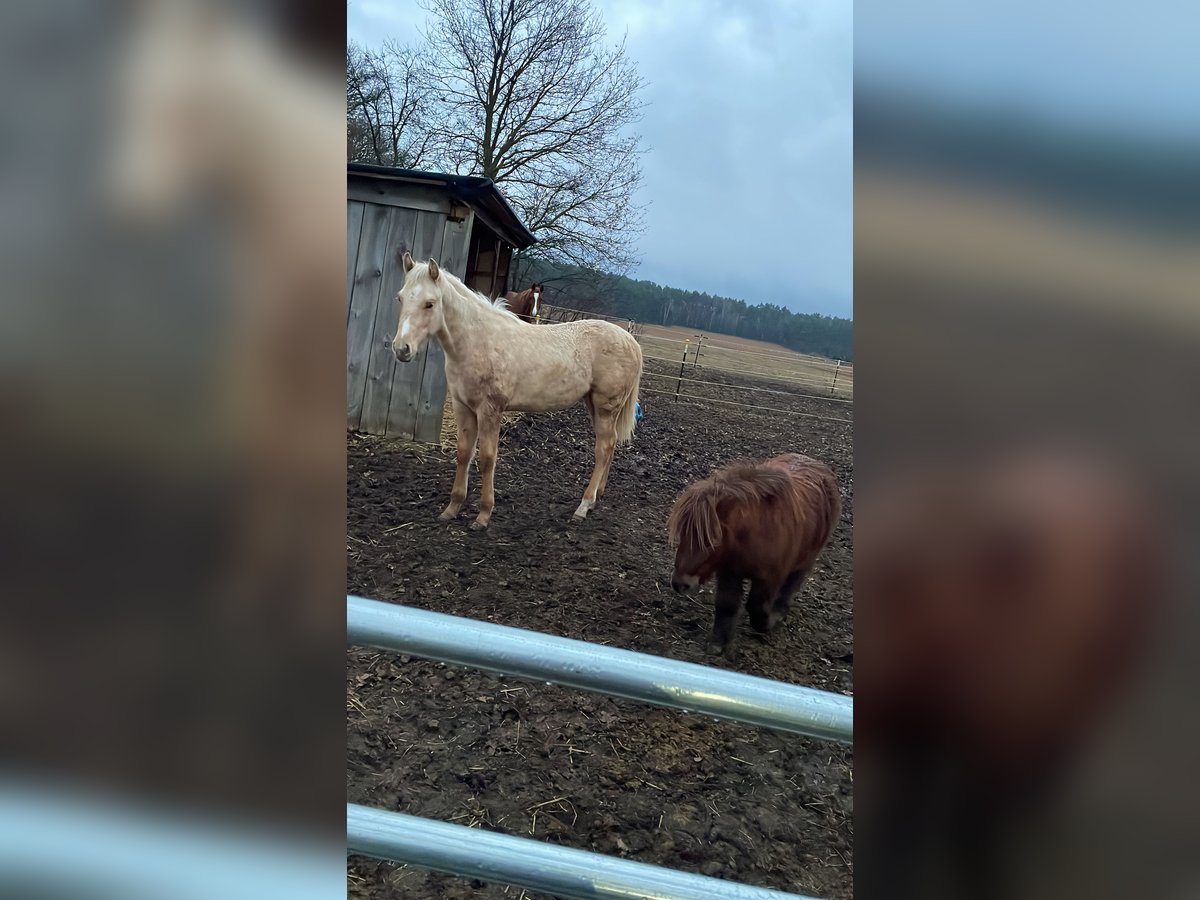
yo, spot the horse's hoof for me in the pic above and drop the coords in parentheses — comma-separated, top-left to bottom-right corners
(470, 519, 489, 531)
(438, 511, 456, 521)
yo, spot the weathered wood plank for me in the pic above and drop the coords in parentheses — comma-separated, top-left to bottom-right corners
(346, 201, 366, 323)
(496, 243, 512, 296)
(413, 210, 445, 265)
(346, 202, 394, 430)
(414, 344, 449, 443)
(412, 213, 474, 442)
(439, 212, 474, 279)
(359, 208, 420, 434)
(348, 176, 451, 214)
(385, 210, 450, 439)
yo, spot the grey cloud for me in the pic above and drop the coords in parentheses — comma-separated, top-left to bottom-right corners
(602, 0, 852, 316)
(351, 0, 853, 317)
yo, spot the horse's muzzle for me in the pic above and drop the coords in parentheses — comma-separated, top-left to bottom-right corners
(671, 575, 698, 595)
(394, 343, 413, 363)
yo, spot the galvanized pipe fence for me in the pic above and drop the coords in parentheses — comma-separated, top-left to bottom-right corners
(347, 594, 853, 899)
(347, 804, 816, 900)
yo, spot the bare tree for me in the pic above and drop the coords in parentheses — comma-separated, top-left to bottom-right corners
(419, 0, 647, 275)
(346, 40, 433, 167)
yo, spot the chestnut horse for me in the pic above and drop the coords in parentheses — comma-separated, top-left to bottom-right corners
(503, 283, 544, 321)
(668, 454, 842, 651)
(392, 256, 641, 528)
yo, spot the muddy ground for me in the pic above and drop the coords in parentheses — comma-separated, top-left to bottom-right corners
(347, 360, 854, 899)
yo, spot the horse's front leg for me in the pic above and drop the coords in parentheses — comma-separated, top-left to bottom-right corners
(573, 411, 616, 520)
(471, 408, 501, 530)
(710, 571, 745, 653)
(440, 401, 477, 521)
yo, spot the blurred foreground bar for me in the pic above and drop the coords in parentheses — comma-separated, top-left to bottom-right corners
(0, 781, 340, 900)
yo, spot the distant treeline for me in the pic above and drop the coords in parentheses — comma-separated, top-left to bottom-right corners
(515, 260, 854, 362)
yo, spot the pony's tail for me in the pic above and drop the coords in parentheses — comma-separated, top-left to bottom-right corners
(615, 345, 643, 443)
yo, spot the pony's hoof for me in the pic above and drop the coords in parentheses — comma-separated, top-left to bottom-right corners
(438, 510, 457, 521)
(470, 519, 489, 531)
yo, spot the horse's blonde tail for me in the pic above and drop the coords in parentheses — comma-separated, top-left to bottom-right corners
(615, 344, 643, 444)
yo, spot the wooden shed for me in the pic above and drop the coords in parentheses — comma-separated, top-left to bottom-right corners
(346, 164, 536, 441)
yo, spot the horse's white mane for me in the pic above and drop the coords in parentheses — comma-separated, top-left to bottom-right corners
(426, 263, 520, 322)
(467, 286, 520, 322)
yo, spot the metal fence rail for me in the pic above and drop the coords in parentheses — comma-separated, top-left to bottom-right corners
(347, 595, 852, 742)
(348, 803, 816, 900)
(347, 595, 853, 898)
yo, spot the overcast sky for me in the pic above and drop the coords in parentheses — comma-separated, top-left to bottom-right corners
(348, 0, 854, 319)
(855, 0, 1200, 143)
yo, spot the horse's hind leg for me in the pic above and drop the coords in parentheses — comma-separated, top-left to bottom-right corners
(440, 400, 478, 521)
(591, 399, 619, 500)
(771, 566, 811, 628)
(746, 578, 781, 634)
(573, 407, 616, 520)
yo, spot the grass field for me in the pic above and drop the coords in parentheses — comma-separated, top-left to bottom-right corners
(637, 324, 853, 400)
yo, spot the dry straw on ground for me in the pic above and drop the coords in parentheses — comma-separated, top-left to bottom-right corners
(438, 395, 522, 452)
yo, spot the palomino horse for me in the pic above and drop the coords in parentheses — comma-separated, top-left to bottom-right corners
(392, 256, 642, 528)
(108, 0, 344, 628)
(668, 454, 842, 652)
(503, 282, 544, 321)
(100, 0, 344, 822)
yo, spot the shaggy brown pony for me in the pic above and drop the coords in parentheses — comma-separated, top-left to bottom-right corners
(854, 449, 1164, 900)
(668, 453, 842, 651)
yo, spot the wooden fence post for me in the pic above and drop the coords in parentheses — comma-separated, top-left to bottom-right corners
(675, 340, 690, 401)
(830, 359, 842, 395)
(692, 335, 703, 369)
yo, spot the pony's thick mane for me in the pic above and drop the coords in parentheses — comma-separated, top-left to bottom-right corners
(667, 486, 722, 554)
(667, 461, 806, 554)
(711, 462, 798, 505)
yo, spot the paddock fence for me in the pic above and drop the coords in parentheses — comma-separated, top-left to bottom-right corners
(347, 594, 853, 899)
(520, 303, 852, 414)
(517, 301, 644, 338)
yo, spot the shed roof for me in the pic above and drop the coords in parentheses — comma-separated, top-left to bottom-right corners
(348, 163, 536, 250)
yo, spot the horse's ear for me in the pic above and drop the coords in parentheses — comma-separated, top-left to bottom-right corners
(401, 251, 415, 272)
(428, 257, 440, 280)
